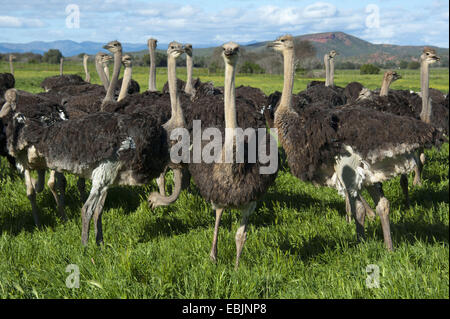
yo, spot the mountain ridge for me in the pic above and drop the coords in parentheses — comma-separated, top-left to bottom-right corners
(1, 32, 448, 64)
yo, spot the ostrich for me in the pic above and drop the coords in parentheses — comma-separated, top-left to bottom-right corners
(268, 35, 443, 250)
(117, 55, 133, 102)
(96, 52, 112, 91)
(0, 41, 187, 245)
(0, 72, 16, 167)
(184, 44, 195, 96)
(9, 54, 15, 76)
(59, 57, 64, 76)
(0, 73, 15, 102)
(188, 42, 277, 268)
(0, 89, 69, 225)
(148, 38, 158, 92)
(325, 50, 338, 87)
(83, 54, 91, 83)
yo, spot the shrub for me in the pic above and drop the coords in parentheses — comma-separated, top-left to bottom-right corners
(360, 63, 380, 75)
(239, 61, 265, 74)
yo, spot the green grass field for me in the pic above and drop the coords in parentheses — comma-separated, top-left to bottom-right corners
(0, 62, 448, 298)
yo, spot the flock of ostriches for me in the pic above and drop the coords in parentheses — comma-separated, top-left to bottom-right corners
(0, 36, 448, 269)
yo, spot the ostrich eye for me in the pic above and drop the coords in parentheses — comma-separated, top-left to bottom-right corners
(281, 39, 285, 42)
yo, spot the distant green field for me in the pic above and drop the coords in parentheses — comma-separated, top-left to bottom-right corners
(2, 61, 448, 95)
(0, 61, 448, 299)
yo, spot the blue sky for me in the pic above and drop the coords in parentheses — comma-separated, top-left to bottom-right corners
(0, 0, 448, 47)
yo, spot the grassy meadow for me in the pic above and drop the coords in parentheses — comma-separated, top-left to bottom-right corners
(0, 61, 448, 298)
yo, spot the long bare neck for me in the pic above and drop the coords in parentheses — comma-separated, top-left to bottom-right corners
(9, 57, 14, 76)
(166, 56, 184, 128)
(102, 50, 122, 106)
(118, 64, 132, 101)
(224, 60, 237, 150)
(83, 57, 91, 83)
(185, 54, 194, 95)
(59, 58, 64, 76)
(420, 60, 431, 123)
(103, 64, 110, 81)
(148, 44, 157, 91)
(324, 55, 330, 86)
(277, 49, 294, 114)
(379, 75, 392, 97)
(96, 59, 110, 90)
(329, 57, 335, 86)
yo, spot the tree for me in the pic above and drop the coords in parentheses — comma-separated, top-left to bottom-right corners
(239, 61, 265, 74)
(360, 64, 380, 75)
(407, 61, 420, 69)
(43, 49, 63, 64)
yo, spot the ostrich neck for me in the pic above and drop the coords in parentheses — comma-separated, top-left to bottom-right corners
(83, 57, 90, 82)
(329, 58, 335, 87)
(420, 60, 431, 123)
(379, 75, 392, 97)
(277, 49, 294, 114)
(224, 60, 237, 150)
(96, 59, 110, 91)
(60, 58, 63, 76)
(9, 57, 14, 75)
(324, 55, 330, 86)
(185, 54, 194, 94)
(104, 64, 110, 81)
(102, 50, 122, 106)
(117, 65, 132, 101)
(166, 56, 184, 128)
(148, 44, 157, 91)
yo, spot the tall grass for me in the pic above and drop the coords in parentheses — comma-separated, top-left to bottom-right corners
(0, 62, 448, 298)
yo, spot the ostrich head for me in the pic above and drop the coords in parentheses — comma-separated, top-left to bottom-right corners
(121, 54, 132, 68)
(184, 44, 193, 57)
(9, 54, 16, 61)
(167, 41, 184, 59)
(384, 70, 402, 83)
(421, 47, 440, 65)
(83, 54, 89, 60)
(267, 34, 294, 53)
(329, 50, 338, 59)
(356, 87, 372, 101)
(147, 38, 157, 50)
(95, 52, 112, 65)
(222, 42, 240, 65)
(103, 40, 122, 54)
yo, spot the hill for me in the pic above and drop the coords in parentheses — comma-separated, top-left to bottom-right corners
(1, 32, 448, 65)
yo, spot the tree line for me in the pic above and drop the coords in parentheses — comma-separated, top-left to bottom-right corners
(1, 44, 448, 74)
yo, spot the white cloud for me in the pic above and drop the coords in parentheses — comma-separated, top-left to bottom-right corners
(0, 15, 44, 28)
(0, 1, 447, 48)
(303, 2, 337, 19)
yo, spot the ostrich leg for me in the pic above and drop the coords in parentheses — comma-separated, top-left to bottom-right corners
(366, 183, 393, 251)
(400, 174, 410, 209)
(235, 201, 257, 270)
(348, 194, 366, 243)
(413, 151, 424, 186)
(24, 169, 41, 227)
(345, 193, 376, 222)
(77, 178, 87, 202)
(92, 189, 108, 245)
(47, 170, 68, 221)
(209, 207, 224, 263)
(81, 162, 118, 246)
(156, 167, 168, 195)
